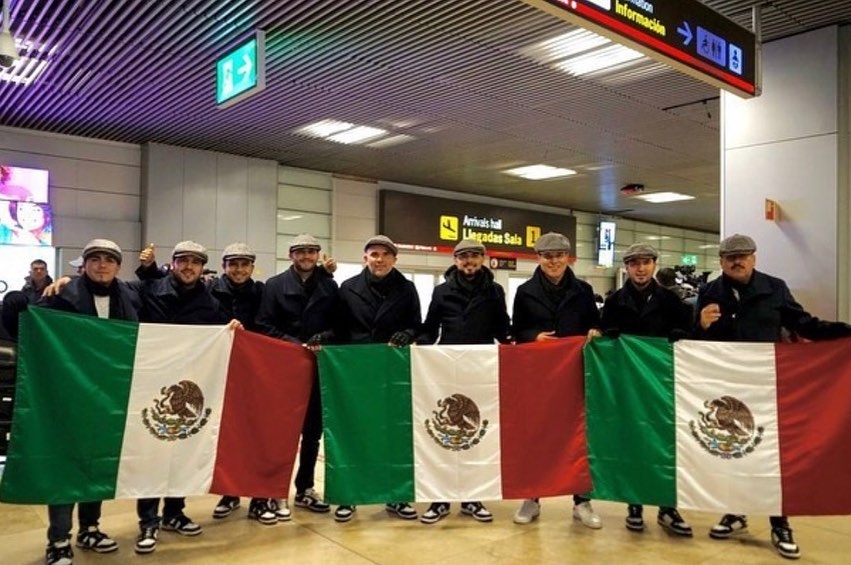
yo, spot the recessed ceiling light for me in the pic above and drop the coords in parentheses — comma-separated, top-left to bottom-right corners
(295, 119, 354, 138)
(554, 43, 645, 76)
(698, 244, 720, 249)
(634, 192, 696, 204)
(366, 134, 416, 148)
(504, 165, 577, 180)
(520, 28, 646, 77)
(327, 126, 387, 144)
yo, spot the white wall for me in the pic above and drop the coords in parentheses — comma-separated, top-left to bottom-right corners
(722, 26, 848, 320)
(143, 143, 278, 279)
(0, 125, 141, 287)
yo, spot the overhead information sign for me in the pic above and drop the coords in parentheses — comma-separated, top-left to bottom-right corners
(216, 31, 266, 108)
(523, 0, 758, 98)
(379, 191, 577, 259)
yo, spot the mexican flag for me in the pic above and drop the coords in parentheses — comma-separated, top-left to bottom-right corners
(0, 307, 314, 505)
(317, 340, 591, 504)
(584, 335, 851, 516)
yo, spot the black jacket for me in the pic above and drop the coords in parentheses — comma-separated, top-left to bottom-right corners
(256, 266, 339, 344)
(419, 266, 509, 345)
(134, 275, 228, 325)
(210, 277, 264, 332)
(600, 279, 692, 339)
(337, 268, 421, 344)
(695, 270, 851, 342)
(21, 275, 53, 304)
(46, 275, 140, 322)
(512, 266, 599, 343)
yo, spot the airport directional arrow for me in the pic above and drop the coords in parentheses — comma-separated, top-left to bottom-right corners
(677, 21, 693, 46)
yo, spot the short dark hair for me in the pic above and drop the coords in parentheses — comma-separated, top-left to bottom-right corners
(30, 259, 47, 269)
(656, 267, 677, 287)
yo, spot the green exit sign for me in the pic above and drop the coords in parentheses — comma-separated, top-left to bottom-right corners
(681, 254, 699, 266)
(216, 31, 266, 108)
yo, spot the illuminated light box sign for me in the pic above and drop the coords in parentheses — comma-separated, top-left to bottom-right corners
(597, 220, 616, 267)
(379, 191, 576, 259)
(523, 0, 758, 98)
(216, 31, 266, 108)
(0, 201, 53, 246)
(0, 165, 49, 203)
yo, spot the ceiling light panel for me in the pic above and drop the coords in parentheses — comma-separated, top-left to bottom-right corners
(634, 192, 696, 204)
(504, 164, 577, 180)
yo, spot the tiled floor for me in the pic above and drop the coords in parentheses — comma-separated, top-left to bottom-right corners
(2, 493, 850, 564)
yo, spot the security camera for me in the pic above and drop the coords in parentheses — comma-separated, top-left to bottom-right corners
(0, 30, 17, 68)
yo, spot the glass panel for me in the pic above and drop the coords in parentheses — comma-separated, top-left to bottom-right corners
(276, 210, 331, 237)
(507, 276, 530, 318)
(411, 272, 437, 320)
(276, 185, 331, 213)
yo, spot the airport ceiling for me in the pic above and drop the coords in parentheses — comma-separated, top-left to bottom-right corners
(1, 1, 851, 232)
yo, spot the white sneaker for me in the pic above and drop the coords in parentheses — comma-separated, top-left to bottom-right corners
(274, 499, 292, 522)
(513, 499, 541, 524)
(573, 501, 602, 529)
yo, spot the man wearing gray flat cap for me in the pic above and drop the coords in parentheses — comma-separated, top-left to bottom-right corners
(134, 240, 234, 553)
(697, 233, 851, 560)
(417, 238, 509, 525)
(256, 233, 339, 518)
(39, 239, 139, 564)
(598, 242, 694, 537)
(332, 235, 421, 522)
(511, 231, 602, 528)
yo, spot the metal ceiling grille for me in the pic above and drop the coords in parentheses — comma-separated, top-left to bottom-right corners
(1, 0, 850, 231)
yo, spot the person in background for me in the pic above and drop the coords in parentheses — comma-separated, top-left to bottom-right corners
(21, 259, 52, 304)
(417, 239, 510, 525)
(655, 267, 685, 300)
(697, 233, 851, 560)
(333, 235, 421, 523)
(69, 256, 85, 276)
(598, 242, 693, 537)
(510, 232, 602, 528)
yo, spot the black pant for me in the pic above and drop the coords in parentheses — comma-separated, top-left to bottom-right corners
(137, 497, 185, 529)
(294, 376, 322, 493)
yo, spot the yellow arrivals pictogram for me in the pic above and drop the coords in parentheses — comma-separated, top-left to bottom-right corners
(440, 215, 459, 241)
(526, 226, 541, 248)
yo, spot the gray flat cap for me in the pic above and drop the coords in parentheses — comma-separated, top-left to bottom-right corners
(454, 239, 486, 255)
(622, 242, 658, 263)
(719, 234, 757, 256)
(288, 233, 321, 252)
(172, 240, 209, 264)
(364, 235, 398, 256)
(82, 239, 123, 264)
(534, 232, 572, 253)
(222, 242, 256, 262)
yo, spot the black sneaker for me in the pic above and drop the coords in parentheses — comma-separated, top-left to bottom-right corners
(45, 540, 73, 565)
(334, 505, 357, 523)
(212, 495, 241, 519)
(460, 501, 493, 523)
(771, 524, 801, 559)
(75, 526, 118, 553)
(294, 488, 331, 513)
(161, 513, 202, 536)
(709, 514, 747, 539)
(625, 504, 644, 531)
(248, 498, 278, 525)
(420, 502, 450, 524)
(657, 507, 693, 536)
(385, 502, 418, 520)
(134, 527, 158, 554)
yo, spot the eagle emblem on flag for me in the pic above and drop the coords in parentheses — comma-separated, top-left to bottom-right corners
(142, 380, 212, 441)
(689, 395, 764, 459)
(425, 393, 489, 451)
